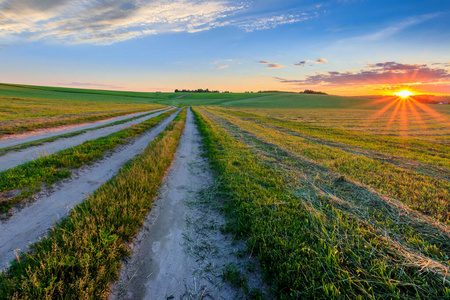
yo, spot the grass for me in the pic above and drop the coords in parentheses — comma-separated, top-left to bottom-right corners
(0, 109, 175, 214)
(0, 83, 167, 136)
(206, 108, 450, 224)
(0, 108, 187, 299)
(193, 107, 450, 299)
(0, 108, 169, 156)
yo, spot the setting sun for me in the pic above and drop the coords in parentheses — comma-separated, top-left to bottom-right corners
(395, 90, 415, 98)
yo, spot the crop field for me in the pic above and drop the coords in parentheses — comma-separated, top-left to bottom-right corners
(0, 86, 449, 299)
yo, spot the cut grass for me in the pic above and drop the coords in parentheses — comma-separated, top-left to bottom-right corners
(0, 108, 187, 299)
(0, 108, 169, 156)
(0, 109, 175, 214)
(202, 109, 450, 269)
(207, 108, 450, 224)
(218, 109, 450, 169)
(193, 107, 450, 299)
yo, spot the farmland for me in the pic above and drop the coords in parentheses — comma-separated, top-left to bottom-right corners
(0, 86, 449, 299)
(0, 84, 166, 136)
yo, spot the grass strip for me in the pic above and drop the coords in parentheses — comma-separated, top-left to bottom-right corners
(0, 108, 170, 156)
(193, 107, 449, 299)
(209, 108, 450, 224)
(0, 109, 175, 214)
(0, 108, 187, 299)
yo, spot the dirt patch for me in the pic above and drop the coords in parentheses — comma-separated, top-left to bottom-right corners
(0, 109, 180, 271)
(111, 109, 270, 300)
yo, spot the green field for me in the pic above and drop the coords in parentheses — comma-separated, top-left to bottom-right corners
(0, 84, 167, 136)
(1, 84, 449, 299)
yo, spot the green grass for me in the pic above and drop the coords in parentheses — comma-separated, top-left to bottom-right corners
(207, 108, 450, 222)
(192, 107, 450, 299)
(0, 83, 168, 136)
(0, 109, 175, 214)
(0, 108, 187, 299)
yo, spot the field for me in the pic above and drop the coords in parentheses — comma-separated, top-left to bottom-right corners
(0, 85, 449, 299)
(0, 84, 167, 136)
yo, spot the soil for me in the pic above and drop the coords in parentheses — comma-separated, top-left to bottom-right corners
(0, 109, 180, 271)
(0, 108, 172, 172)
(111, 109, 270, 300)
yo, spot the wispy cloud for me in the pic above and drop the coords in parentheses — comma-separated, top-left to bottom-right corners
(259, 61, 284, 69)
(294, 58, 327, 67)
(315, 58, 327, 64)
(267, 63, 284, 69)
(340, 13, 440, 42)
(0, 0, 321, 45)
(214, 65, 229, 69)
(294, 60, 311, 67)
(276, 62, 450, 87)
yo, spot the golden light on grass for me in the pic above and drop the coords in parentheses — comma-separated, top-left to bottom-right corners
(394, 90, 415, 98)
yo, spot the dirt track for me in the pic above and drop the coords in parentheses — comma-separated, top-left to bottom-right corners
(111, 109, 269, 300)
(0, 107, 172, 172)
(0, 109, 180, 271)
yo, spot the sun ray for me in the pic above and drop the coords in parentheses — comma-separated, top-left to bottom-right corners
(364, 98, 400, 129)
(385, 98, 403, 133)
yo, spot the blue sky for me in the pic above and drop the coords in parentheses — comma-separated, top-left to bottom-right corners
(0, 0, 449, 95)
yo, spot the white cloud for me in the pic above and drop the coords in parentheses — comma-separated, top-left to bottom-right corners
(0, 0, 320, 45)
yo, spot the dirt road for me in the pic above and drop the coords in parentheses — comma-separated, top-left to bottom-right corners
(0, 109, 180, 271)
(0, 108, 172, 172)
(112, 108, 269, 300)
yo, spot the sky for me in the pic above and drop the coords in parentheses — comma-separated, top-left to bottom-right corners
(0, 0, 449, 95)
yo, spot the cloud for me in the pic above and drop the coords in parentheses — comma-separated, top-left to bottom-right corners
(294, 60, 311, 67)
(340, 13, 440, 42)
(294, 58, 327, 67)
(275, 62, 450, 87)
(259, 61, 284, 69)
(0, 0, 321, 45)
(214, 65, 229, 69)
(234, 12, 316, 33)
(432, 62, 450, 67)
(267, 63, 285, 69)
(315, 58, 327, 64)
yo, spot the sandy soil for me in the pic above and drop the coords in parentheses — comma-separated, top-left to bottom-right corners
(0, 107, 170, 149)
(111, 109, 270, 300)
(0, 108, 173, 172)
(0, 109, 181, 271)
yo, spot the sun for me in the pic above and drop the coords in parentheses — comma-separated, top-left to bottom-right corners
(395, 90, 415, 98)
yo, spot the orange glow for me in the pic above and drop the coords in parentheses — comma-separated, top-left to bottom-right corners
(394, 90, 415, 98)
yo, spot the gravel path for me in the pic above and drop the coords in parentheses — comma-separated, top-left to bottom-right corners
(111, 108, 269, 300)
(0, 109, 181, 271)
(0, 107, 172, 172)
(0, 107, 170, 149)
